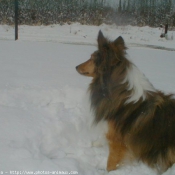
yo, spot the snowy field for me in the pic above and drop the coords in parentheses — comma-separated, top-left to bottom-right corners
(0, 24, 175, 175)
(0, 23, 175, 50)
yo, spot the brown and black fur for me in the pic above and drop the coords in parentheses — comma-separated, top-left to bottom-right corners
(76, 30, 175, 173)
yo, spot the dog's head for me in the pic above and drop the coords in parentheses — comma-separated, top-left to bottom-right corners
(76, 30, 126, 77)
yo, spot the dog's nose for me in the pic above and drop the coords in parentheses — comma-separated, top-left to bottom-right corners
(76, 66, 78, 70)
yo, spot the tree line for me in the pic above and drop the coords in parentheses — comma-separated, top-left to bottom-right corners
(0, 0, 175, 28)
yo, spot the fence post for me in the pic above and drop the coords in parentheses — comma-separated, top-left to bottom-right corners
(15, 0, 18, 40)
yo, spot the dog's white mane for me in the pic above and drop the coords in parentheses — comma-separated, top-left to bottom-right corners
(123, 62, 156, 104)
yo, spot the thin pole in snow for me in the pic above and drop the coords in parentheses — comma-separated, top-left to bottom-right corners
(15, 0, 18, 40)
(165, 24, 168, 34)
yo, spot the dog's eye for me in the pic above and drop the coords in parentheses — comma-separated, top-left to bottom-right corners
(94, 56, 101, 66)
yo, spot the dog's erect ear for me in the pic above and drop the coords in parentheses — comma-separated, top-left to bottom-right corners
(98, 30, 105, 43)
(114, 36, 124, 45)
(113, 36, 126, 50)
(97, 30, 107, 49)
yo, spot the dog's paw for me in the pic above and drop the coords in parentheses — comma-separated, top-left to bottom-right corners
(92, 140, 104, 147)
(92, 138, 107, 147)
(92, 136, 107, 147)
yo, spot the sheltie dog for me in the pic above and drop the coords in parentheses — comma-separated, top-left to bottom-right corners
(76, 30, 175, 173)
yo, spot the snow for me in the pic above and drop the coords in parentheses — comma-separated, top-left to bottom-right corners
(0, 23, 175, 175)
(1, 23, 175, 50)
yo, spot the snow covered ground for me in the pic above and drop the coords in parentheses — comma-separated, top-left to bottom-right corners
(0, 23, 175, 50)
(0, 24, 175, 175)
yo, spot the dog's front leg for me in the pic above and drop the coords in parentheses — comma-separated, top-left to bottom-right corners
(106, 122, 127, 172)
(107, 138, 127, 171)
